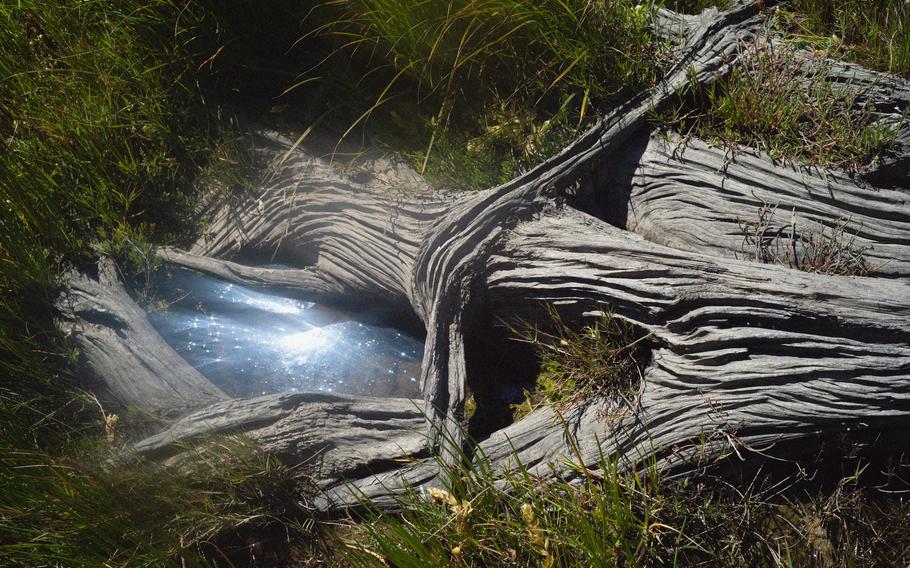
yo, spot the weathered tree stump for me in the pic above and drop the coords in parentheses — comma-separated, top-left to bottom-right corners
(57, 0, 910, 513)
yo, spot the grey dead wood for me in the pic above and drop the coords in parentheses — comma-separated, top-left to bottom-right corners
(53, 0, 910, 513)
(132, 392, 427, 486)
(55, 257, 228, 417)
(796, 50, 910, 188)
(595, 132, 910, 275)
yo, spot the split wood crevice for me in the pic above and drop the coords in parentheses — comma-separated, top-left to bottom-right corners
(55, 0, 910, 514)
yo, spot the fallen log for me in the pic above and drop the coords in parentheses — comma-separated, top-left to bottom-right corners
(55, 0, 910, 514)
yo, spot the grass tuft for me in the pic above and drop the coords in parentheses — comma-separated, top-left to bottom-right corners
(0, 434, 316, 567)
(297, 0, 666, 189)
(661, 37, 899, 171)
(510, 307, 651, 420)
(0, 0, 231, 435)
(779, 0, 910, 79)
(738, 202, 872, 276)
(334, 429, 910, 567)
(0, 3, 303, 565)
(661, 0, 728, 14)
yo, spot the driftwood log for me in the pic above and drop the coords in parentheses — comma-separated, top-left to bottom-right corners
(57, 0, 910, 514)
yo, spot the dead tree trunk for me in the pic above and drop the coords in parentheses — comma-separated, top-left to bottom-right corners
(58, 0, 910, 513)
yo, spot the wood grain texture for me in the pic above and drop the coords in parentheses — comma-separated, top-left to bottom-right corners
(133, 392, 427, 485)
(55, 258, 227, 417)
(49, 0, 910, 513)
(594, 133, 910, 275)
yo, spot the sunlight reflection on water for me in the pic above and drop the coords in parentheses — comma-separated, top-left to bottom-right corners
(147, 269, 423, 399)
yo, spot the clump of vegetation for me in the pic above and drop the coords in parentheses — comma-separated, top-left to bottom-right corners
(662, 0, 728, 14)
(0, 2, 307, 565)
(0, 0, 219, 266)
(780, 0, 910, 78)
(0, 0, 223, 430)
(333, 435, 910, 567)
(739, 202, 871, 276)
(664, 0, 910, 81)
(339, 453, 692, 566)
(662, 39, 898, 171)
(0, 435, 316, 567)
(299, 0, 666, 189)
(511, 307, 651, 419)
(663, 1, 909, 78)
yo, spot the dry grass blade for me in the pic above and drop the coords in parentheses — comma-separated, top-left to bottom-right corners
(738, 201, 872, 276)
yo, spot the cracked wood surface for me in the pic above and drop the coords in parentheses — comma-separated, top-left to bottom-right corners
(594, 132, 910, 275)
(133, 392, 427, 486)
(55, 258, 228, 417)
(53, 0, 910, 513)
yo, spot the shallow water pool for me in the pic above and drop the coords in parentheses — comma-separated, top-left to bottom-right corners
(147, 269, 423, 399)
